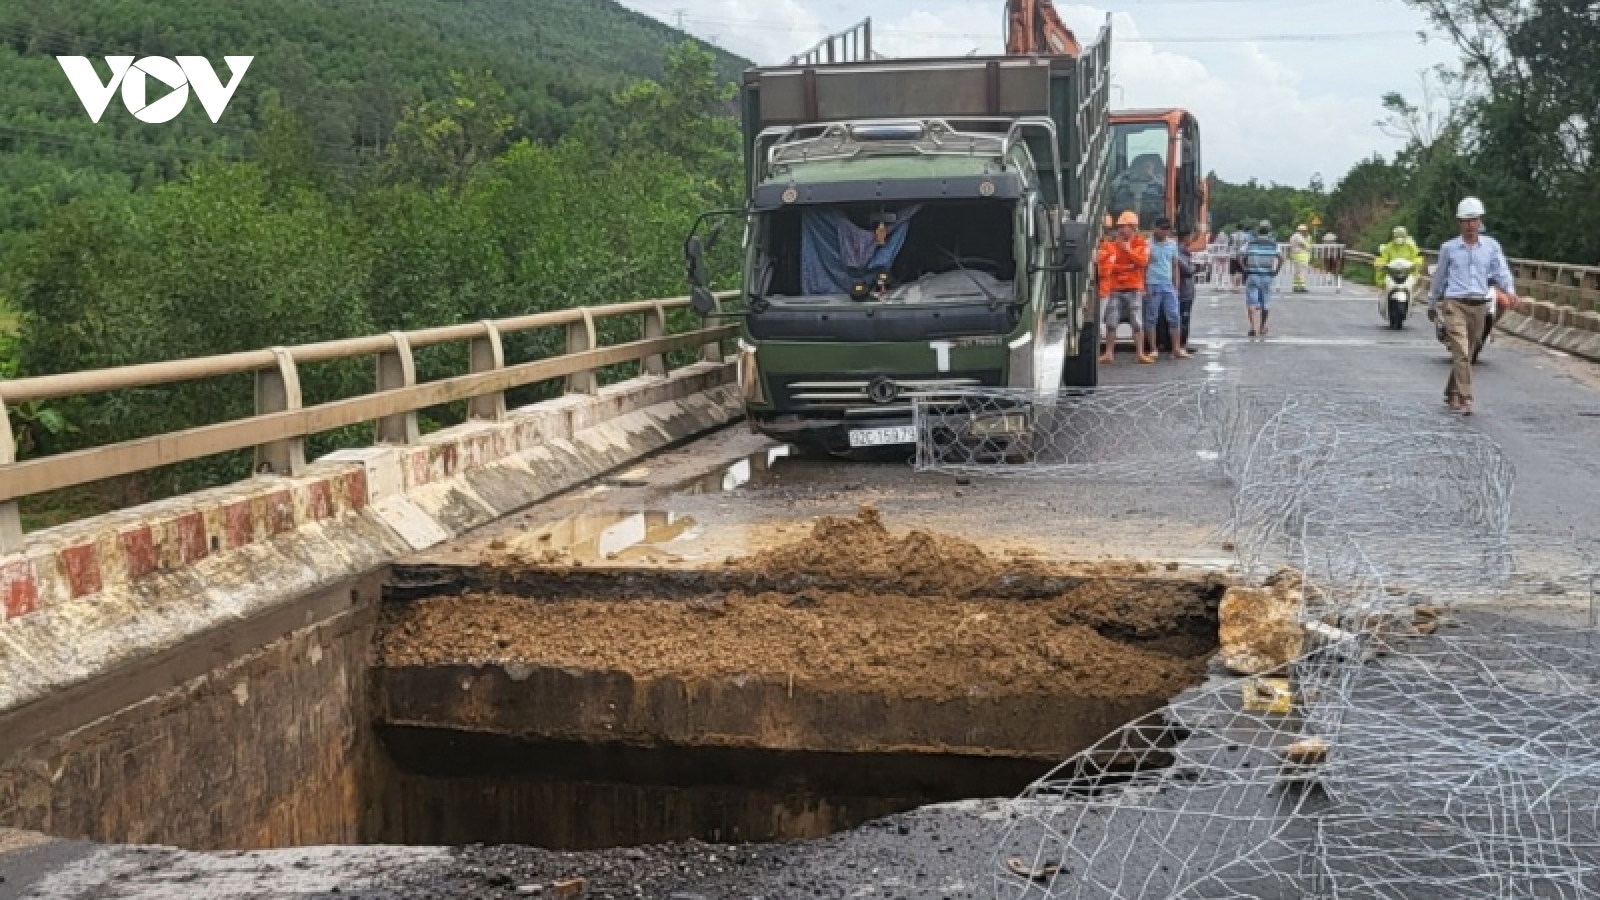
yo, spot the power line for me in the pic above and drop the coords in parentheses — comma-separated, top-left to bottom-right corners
(674, 15, 1419, 45)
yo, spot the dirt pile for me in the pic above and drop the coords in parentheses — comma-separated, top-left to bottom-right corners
(383, 508, 1221, 702)
(744, 507, 1052, 596)
(379, 587, 1207, 700)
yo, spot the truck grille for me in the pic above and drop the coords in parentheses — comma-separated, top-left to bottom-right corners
(771, 373, 999, 415)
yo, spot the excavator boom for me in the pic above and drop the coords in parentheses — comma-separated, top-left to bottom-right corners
(1005, 0, 1082, 56)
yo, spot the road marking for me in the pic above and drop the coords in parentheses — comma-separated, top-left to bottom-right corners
(1214, 336, 1436, 348)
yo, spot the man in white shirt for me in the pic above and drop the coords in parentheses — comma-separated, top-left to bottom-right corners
(1428, 197, 1521, 415)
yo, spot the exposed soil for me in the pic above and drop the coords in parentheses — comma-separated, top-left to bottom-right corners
(380, 509, 1218, 701)
(742, 506, 1045, 597)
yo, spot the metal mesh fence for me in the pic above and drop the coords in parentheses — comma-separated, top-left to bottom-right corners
(911, 383, 1600, 899)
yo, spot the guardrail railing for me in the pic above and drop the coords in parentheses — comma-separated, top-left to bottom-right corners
(1348, 249, 1599, 312)
(0, 295, 736, 551)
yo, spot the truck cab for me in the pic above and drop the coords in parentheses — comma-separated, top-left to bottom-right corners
(686, 33, 1111, 456)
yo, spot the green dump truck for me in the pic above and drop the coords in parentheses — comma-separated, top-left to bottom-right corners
(685, 22, 1111, 456)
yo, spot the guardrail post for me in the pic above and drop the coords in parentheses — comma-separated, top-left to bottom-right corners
(566, 308, 599, 396)
(701, 330, 724, 364)
(644, 303, 670, 377)
(468, 321, 507, 421)
(0, 396, 24, 553)
(255, 348, 307, 476)
(376, 331, 420, 444)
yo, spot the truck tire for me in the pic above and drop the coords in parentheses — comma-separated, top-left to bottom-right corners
(1062, 320, 1100, 388)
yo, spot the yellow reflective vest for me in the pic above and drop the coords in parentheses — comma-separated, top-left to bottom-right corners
(1373, 238, 1423, 284)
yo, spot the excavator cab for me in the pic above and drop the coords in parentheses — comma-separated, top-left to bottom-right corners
(1108, 110, 1207, 247)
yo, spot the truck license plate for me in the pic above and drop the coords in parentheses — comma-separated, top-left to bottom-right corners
(848, 425, 917, 448)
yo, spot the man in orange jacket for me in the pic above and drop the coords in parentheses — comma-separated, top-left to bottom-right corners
(1098, 210, 1153, 364)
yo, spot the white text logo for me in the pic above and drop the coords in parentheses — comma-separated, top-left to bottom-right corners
(57, 56, 253, 124)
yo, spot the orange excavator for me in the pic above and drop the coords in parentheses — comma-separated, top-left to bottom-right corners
(1005, 0, 1082, 56)
(1004, 1, 1209, 249)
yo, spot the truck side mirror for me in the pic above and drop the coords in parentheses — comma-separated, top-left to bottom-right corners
(691, 286, 718, 316)
(1054, 221, 1092, 273)
(685, 235, 709, 289)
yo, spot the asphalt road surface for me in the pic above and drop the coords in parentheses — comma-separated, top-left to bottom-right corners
(7, 282, 1600, 899)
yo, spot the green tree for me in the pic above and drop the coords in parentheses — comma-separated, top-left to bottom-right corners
(612, 42, 740, 189)
(1387, 0, 1600, 260)
(385, 71, 516, 191)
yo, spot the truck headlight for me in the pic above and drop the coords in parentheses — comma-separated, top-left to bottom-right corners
(968, 411, 1029, 436)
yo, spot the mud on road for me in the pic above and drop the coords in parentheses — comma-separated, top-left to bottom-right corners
(380, 508, 1221, 704)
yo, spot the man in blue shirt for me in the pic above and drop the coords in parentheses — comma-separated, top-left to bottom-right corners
(1428, 196, 1521, 415)
(1238, 220, 1283, 337)
(1143, 216, 1188, 360)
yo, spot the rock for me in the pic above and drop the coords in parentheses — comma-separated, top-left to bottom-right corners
(517, 886, 544, 896)
(1216, 568, 1306, 675)
(552, 877, 587, 898)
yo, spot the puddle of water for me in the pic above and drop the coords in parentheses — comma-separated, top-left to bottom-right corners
(677, 445, 793, 495)
(515, 511, 701, 563)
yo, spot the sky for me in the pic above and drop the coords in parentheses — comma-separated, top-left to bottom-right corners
(618, 0, 1460, 187)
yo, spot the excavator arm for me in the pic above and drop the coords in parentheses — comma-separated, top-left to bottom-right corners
(1005, 0, 1082, 56)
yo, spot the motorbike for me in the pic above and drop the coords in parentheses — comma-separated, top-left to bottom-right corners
(1380, 258, 1417, 329)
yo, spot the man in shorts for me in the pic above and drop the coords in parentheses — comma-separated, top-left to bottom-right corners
(1097, 210, 1152, 364)
(1238, 220, 1283, 337)
(1142, 216, 1188, 360)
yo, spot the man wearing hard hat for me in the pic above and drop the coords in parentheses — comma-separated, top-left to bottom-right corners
(1372, 226, 1423, 285)
(1289, 224, 1312, 292)
(1428, 197, 1520, 415)
(1097, 210, 1153, 364)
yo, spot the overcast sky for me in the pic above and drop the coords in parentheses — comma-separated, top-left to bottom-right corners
(619, 0, 1459, 187)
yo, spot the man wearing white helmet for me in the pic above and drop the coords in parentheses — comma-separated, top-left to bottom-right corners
(1428, 197, 1520, 415)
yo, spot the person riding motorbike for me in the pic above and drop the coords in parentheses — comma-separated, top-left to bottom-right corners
(1373, 226, 1423, 285)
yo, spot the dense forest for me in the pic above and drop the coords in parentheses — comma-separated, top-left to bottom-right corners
(0, 0, 747, 253)
(0, 0, 750, 526)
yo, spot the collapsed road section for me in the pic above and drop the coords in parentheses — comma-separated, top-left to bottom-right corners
(372, 508, 1222, 849)
(0, 482, 1223, 875)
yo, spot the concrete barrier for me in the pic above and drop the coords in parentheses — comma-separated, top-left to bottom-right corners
(1498, 307, 1600, 364)
(0, 363, 739, 715)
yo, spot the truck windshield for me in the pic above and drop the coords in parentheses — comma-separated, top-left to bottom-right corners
(1109, 122, 1170, 226)
(753, 199, 1017, 306)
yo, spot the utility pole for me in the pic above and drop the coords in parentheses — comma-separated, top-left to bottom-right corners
(673, 8, 686, 30)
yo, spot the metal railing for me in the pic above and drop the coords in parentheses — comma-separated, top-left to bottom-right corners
(0, 296, 736, 551)
(788, 18, 880, 65)
(1200, 242, 1345, 291)
(1346, 249, 1600, 312)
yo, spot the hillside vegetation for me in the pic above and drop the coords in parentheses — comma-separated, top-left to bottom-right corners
(0, 1, 752, 526)
(0, 0, 748, 246)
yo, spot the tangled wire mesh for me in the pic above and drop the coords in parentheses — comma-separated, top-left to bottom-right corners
(910, 384, 1600, 899)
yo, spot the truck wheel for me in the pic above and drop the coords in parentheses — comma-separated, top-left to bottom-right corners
(1062, 321, 1100, 388)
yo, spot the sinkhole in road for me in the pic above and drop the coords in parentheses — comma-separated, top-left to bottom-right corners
(368, 510, 1224, 851)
